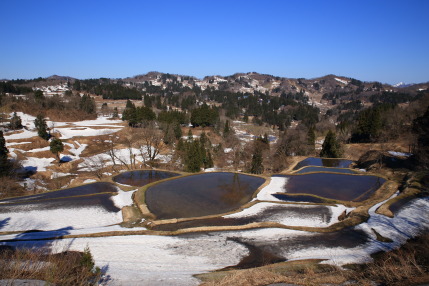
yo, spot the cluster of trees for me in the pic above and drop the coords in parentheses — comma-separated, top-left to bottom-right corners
(64, 76, 328, 130)
(350, 104, 395, 143)
(320, 130, 343, 158)
(121, 100, 156, 127)
(369, 91, 416, 105)
(177, 131, 213, 172)
(249, 134, 270, 174)
(275, 125, 315, 157)
(190, 104, 219, 127)
(0, 82, 33, 94)
(203, 89, 318, 129)
(412, 107, 429, 169)
(157, 110, 188, 125)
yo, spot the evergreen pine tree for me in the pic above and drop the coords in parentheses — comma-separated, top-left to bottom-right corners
(125, 99, 135, 109)
(163, 124, 175, 145)
(79, 94, 96, 114)
(0, 131, 10, 176)
(187, 129, 193, 141)
(50, 137, 64, 163)
(307, 127, 316, 151)
(250, 149, 264, 174)
(177, 138, 185, 152)
(112, 107, 119, 118)
(320, 130, 342, 158)
(173, 121, 182, 139)
(223, 120, 231, 137)
(34, 115, 49, 140)
(206, 151, 214, 169)
(185, 140, 202, 172)
(10, 112, 22, 130)
(199, 131, 208, 147)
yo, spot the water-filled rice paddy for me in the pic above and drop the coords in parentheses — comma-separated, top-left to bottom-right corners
(274, 173, 385, 202)
(145, 172, 265, 219)
(112, 170, 180, 187)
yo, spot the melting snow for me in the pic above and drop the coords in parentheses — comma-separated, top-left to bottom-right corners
(255, 177, 287, 201)
(335, 78, 349, 85)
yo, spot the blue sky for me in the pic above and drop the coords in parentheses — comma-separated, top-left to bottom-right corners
(1, 0, 428, 84)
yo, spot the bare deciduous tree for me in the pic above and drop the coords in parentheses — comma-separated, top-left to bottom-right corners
(134, 122, 165, 167)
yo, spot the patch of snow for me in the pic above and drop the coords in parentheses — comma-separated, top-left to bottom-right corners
(69, 117, 123, 127)
(83, 179, 97, 184)
(44, 233, 247, 286)
(388, 151, 412, 157)
(335, 78, 348, 85)
(78, 147, 170, 171)
(0, 206, 123, 232)
(5, 141, 31, 147)
(57, 127, 121, 139)
(50, 172, 73, 179)
(28, 146, 50, 153)
(255, 177, 287, 201)
(4, 129, 38, 140)
(224, 148, 233, 153)
(112, 189, 136, 208)
(224, 202, 353, 227)
(21, 157, 56, 172)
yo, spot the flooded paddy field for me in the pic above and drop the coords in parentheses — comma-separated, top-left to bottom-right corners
(272, 193, 329, 203)
(113, 170, 180, 187)
(0, 193, 120, 213)
(145, 172, 265, 219)
(275, 173, 386, 202)
(0, 182, 130, 232)
(153, 203, 335, 231)
(294, 166, 357, 174)
(1, 158, 429, 286)
(293, 157, 353, 170)
(0, 182, 118, 204)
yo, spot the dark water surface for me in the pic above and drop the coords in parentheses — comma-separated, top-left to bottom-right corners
(113, 170, 180, 187)
(272, 194, 328, 203)
(274, 174, 385, 202)
(153, 204, 332, 231)
(294, 166, 357, 174)
(0, 193, 120, 213)
(293, 157, 353, 170)
(145, 172, 265, 219)
(0, 182, 118, 204)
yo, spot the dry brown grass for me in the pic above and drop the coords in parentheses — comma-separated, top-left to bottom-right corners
(200, 268, 287, 286)
(200, 234, 429, 286)
(0, 177, 26, 199)
(0, 246, 102, 286)
(348, 234, 429, 285)
(5, 137, 49, 151)
(199, 261, 349, 286)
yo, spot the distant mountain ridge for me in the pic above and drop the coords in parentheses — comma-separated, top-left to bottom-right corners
(5, 72, 428, 102)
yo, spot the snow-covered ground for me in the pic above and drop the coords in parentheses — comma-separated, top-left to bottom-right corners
(78, 147, 171, 171)
(255, 176, 287, 201)
(388, 151, 412, 157)
(2, 113, 129, 190)
(0, 188, 136, 232)
(224, 202, 354, 227)
(335, 78, 349, 85)
(2, 112, 429, 285)
(3, 112, 123, 141)
(1, 188, 429, 285)
(2, 195, 428, 285)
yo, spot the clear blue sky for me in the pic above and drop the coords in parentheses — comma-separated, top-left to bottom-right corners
(1, 0, 428, 84)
